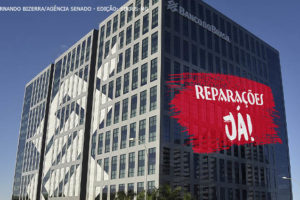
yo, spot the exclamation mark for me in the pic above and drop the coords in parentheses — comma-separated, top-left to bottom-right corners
(246, 114, 254, 141)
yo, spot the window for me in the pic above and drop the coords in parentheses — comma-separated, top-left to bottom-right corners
(241, 163, 246, 184)
(130, 95, 137, 118)
(183, 40, 189, 61)
(122, 98, 129, 121)
(191, 22, 197, 41)
(120, 11, 125, 28)
(228, 43, 233, 61)
(123, 72, 130, 94)
(215, 56, 221, 73)
(117, 53, 123, 73)
(102, 185, 108, 199)
(151, 32, 158, 54)
(119, 184, 125, 192)
(199, 27, 205, 46)
(234, 145, 239, 157)
(229, 64, 234, 75)
(239, 29, 244, 47)
(235, 46, 240, 63)
(113, 15, 118, 33)
(214, 35, 220, 54)
(174, 120, 181, 144)
(142, 38, 148, 59)
(127, 4, 133, 22)
(60, 106, 65, 130)
(135, 0, 141, 16)
(143, 14, 149, 34)
(111, 36, 117, 53)
(108, 81, 114, 99)
(193, 153, 200, 179)
(235, 189, 241, 200)
(183, 18, 189, 37)
(112, 129, 118, 151)
(119, 154, 126, 178)
(75, 45, 80, 69)
(129, 123, 136, 147)
(140, 90, 147, 114)
(165, 8, 171, 28)
(144, 0, 149, 9)
(104, 41, 110, 58)
(227, 160, 233, 183)
(120, 126, 127, 149)
(97, 133, 103, 154)
(70, 49, 76, 72)
(165, 31, 171, 53)
(84, 65, 89, 81)
(235, 162, 240, 184)
(106, 20, 111, 38)
(111, 156, 117, 179)
(150, 86, 157, 111)
(132, 68, 138, 90)
(152, 7, 158, 29)
(152, 0, 158, 5)
(174, 12, 180, 32)
(261, 44, 266, 60)
(125, 48, 131, 69)
(139, 119, 146, 144)
(126, 25, 132, 45)
(207, 31, 212, 49)
(222, 60, 228, 74)
(260, 167, 265, 186)
(119, 31, 124, 49)
(241, 49, 246, 66)
(114, 102, 120, 124)
(96, 78, 101, 91)
(148, 148, 156, 174)
(141, 63, 148, 86)
(149, 116, 157, 142)
(97, 159, 102, 169)
(192, 45, 198, 65)
(150, 58, 157, 82)
(250, 37, 255, 53)
(206, 9, 212, 23)
(106, 110, 112, 127)
(174, 35, 181, 58)
(163, 116, 170, 143)
(134, 20, 140, 40)
(221, 40, 227, 57)
(110, 185, 116, 200)
(105, 131, 111, 153)
(85, 37, 91, 62)
(208, 52, 214, 72)
(128, 152, 135, 177)
(138, 150, 145, 176)
(219, 159, 225, 182)
(115, 77, 121, 98)
(133, 43, 139, 64)
(104, 157, 109, 174)
(246, 53, 251, 71)
(128, 183, 134, 194)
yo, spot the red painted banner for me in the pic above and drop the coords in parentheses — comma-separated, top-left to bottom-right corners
(168, 73, 282, 153)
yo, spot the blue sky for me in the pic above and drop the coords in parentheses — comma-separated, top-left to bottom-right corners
(0, 0, 299, 199)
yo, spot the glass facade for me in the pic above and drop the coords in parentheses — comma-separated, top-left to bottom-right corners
(12, 66, 53, 200)
(39, 30, 97, 200)
(161, 0, 292, 200)
(87, 0, 159, 199)
(12, 0, 292, 200)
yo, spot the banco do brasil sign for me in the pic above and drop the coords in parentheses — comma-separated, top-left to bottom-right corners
(167, 0, 231, 43)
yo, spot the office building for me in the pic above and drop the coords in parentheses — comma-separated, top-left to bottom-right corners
(12, 0, 292, 199)
(12, 66, 53, 200)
